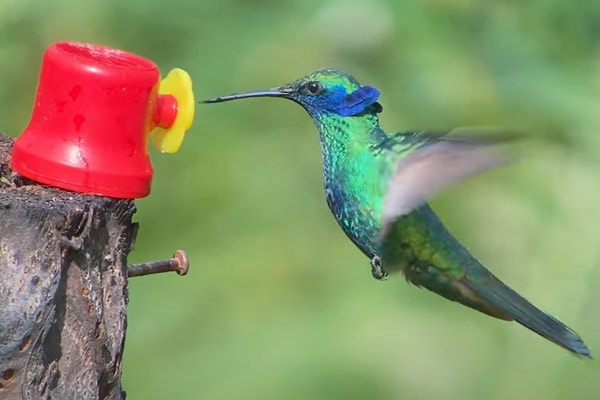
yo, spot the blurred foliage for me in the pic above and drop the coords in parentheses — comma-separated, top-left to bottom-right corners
(2, 0, 600, 399)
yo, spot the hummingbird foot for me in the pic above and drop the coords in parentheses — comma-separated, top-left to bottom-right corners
(370, 255, 387, 280)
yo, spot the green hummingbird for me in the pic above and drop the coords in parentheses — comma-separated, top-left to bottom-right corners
(203, 68, 591, 358)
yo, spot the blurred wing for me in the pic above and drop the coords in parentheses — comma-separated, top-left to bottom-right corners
(381, 135, 514, 234)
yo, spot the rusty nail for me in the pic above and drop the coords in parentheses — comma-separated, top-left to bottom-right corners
(127, 250, 189, 278)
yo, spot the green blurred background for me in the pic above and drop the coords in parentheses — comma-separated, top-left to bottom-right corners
(2, 0, 600, 399)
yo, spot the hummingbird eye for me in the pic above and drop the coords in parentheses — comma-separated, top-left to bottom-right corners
(302, 81, 323, 96)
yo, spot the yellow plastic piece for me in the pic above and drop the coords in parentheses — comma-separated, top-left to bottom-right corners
(151, 68, 195, 153)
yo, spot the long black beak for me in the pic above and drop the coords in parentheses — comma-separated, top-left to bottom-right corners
(201, 88, 292, 103)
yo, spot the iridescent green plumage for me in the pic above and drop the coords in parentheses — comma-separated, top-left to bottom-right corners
(203, 68, 591, 358)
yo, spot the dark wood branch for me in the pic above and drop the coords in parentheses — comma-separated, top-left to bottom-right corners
(0, 134, 137, 399)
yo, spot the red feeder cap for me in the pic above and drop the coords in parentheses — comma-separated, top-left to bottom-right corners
(11, 41, 161, 198)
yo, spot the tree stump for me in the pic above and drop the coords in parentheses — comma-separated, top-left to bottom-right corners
(0, 133, 137, 399)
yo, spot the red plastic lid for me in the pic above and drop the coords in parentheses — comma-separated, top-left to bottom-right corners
(11, 42, 162, 198)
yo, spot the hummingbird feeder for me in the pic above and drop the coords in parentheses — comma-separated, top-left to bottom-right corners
(10, 41, 195, 198)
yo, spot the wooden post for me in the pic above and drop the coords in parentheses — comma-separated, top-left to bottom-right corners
(0, 133, 137, 399)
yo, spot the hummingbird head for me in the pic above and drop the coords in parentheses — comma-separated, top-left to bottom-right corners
(202, 69, 383, 119)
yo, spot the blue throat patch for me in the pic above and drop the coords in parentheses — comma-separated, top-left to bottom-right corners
(329, 85, 380, 117)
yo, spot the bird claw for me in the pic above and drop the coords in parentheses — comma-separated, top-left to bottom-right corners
(370, 255, 387, 280)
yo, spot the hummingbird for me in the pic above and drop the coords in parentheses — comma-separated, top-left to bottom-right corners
(202, 68, 591, 358)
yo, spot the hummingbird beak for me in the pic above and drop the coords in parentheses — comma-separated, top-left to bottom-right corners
(201, 87, 293, 103)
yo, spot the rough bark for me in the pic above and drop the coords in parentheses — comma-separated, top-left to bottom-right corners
(0, 133, 137, 399)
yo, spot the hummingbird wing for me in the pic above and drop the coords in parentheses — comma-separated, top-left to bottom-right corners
(381, 134, 513, 235)
(377, 132, 591, 358)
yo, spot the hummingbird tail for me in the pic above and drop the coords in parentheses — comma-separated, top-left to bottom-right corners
(463, 276, 592, 359)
